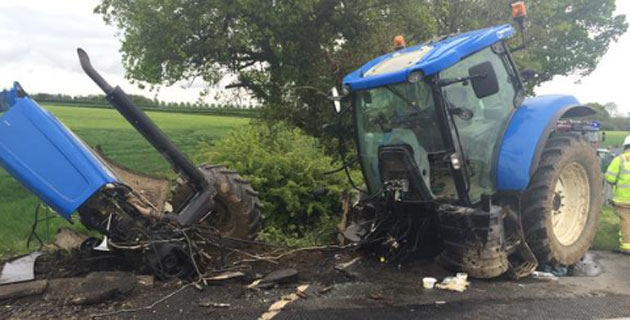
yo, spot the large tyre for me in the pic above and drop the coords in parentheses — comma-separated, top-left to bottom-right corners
(522, 133, 602, 265)
(173, 165, 262, 240)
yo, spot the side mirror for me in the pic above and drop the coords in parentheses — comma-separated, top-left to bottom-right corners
(468, 62, 499, 99)
(520, 69, 537, 82)
(331, 87, 342, 113)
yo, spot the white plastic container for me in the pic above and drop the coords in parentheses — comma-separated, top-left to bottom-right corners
(422, 277, 437, 289)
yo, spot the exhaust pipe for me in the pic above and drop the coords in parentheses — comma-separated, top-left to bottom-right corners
(77, 48, 214, 226)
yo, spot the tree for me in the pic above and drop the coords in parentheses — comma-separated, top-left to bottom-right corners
(96, 0, 437, 135)
(586, 102, 610, 117)
(433, 0, 628, 89)
(96, 0, 627, 136)
(604, 102, 620, 117)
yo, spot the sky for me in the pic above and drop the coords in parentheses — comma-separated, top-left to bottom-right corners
(0, 0, 214, 104)
(536, 0, 630, 113)
(0, 0, 629, 108)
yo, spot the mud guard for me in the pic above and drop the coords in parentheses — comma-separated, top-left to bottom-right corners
(495, 95, 595, 192)
(489, 95, 595, 277)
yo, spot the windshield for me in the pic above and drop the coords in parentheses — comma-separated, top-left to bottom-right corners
(355, 81, 443, 192)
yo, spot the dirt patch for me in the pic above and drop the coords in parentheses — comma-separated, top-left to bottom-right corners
(46, 271, 136, 305)
(53, 228, 89, 251)
(34, 250, 136, 280)
(95, 146, 171, 212)
(236, 248, 356, 287)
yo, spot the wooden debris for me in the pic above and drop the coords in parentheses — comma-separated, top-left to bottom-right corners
(296, 284, 310, 299)
(136, 275, 154, 287)
(206, 271, 245, 282)
(0, 280, 48, 300)
(334, 257, 361, 271)
(192, 282, 204, 291)
(318, 286, 334, 294)
(258, 284, 310, 320)
(198, 299, 230, 308)
(247, 279, 262, 289)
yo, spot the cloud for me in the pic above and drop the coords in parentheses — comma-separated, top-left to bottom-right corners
(0, 0, 223, 104)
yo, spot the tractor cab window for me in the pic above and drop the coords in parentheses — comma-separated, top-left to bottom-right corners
(355, 81, 442, 193)
(440, 44, 518, 203)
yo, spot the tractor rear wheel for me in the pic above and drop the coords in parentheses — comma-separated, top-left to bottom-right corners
(522, 133, 602, 266)
(172, 165, 262, 240)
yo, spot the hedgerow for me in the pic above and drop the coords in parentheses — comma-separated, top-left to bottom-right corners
(201, 122, 355, 245)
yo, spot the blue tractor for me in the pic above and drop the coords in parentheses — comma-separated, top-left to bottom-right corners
(334, 3, 602, 278)
(0, 51, 261, 279)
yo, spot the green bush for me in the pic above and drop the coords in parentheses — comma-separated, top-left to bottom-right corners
(200, 122, 353, 245)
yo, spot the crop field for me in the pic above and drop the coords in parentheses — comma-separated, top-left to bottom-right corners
(603, 131, 630, 148)
(604, 131, 626, 147)
(0, 105, 250, 257)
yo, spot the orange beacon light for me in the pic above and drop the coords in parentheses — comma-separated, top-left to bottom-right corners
(511, 1, 527, 20)
(393, 35, 406, 50)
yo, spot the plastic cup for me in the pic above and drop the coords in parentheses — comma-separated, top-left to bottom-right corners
(422, 277, 437, 289)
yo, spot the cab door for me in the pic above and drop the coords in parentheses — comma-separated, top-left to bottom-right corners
(439, 43, 521, 203)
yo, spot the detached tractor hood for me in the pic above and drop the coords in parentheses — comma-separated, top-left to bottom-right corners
(0, 82, 117, 218)
(343, 24, 515, 91)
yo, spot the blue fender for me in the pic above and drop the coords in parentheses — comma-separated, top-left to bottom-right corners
(0, 83, 118, 219)
(495, 95, 594, 192)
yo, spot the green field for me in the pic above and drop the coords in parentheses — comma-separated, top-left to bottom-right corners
(0, 105, 250, 257)
(603, 131, 630, 148)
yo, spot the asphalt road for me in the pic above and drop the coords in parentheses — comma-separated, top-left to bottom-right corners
(270, 251, 630, 320)
(3, 251, 630, 319)
(124, 250, 630, 319)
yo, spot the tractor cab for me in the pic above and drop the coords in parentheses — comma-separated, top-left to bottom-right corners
(335, 2, 602, 280)
(341, 24, 524, 205)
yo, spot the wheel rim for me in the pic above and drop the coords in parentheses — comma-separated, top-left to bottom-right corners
(551, 162, 591, 246)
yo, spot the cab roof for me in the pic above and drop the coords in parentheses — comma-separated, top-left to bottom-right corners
(342, 24, 515, 91)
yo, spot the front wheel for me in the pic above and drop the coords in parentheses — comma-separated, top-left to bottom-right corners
(522, 133, 602, 266)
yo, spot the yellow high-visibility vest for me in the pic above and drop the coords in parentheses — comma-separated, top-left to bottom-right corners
(605, 150, 630, 204)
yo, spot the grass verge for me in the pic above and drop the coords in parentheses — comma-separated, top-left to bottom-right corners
(592, 205, 619, 251)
